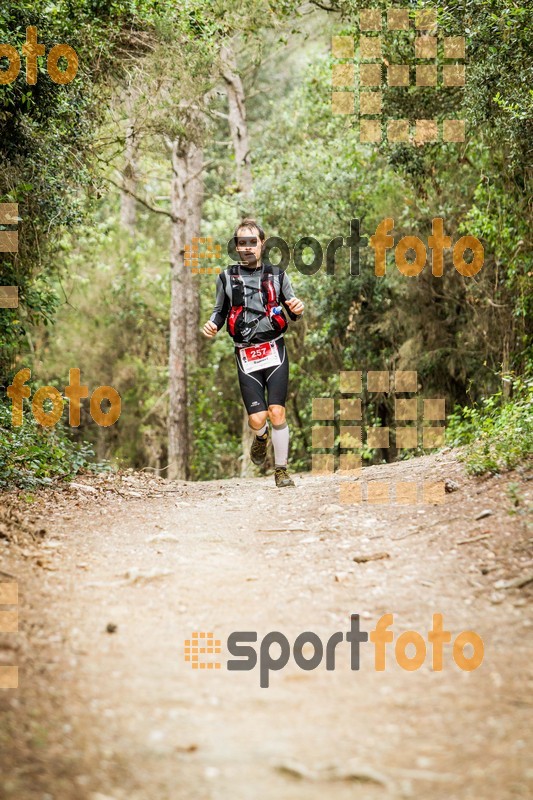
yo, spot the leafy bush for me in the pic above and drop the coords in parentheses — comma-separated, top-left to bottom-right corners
(0, 400, 103, 489)
(189, 358, 242, 480)
(447, 373, 533, 475)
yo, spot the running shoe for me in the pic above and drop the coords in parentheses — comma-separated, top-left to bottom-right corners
(274, 467, 295, 488)
(250, 431, 269, 465)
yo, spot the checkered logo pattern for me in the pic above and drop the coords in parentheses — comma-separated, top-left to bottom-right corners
(331, 7, 466, 144)
(0, 203, 19, 308)
(312, 370, 446, 504)
(184, 631, 222, 669)
(185, 237, 222, 274)
(0, 582, 19, 689)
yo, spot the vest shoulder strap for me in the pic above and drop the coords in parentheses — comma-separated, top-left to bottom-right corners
(220, 265, 238, 293)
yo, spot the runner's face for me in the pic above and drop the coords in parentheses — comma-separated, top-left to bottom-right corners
(236, 227, 263, 266)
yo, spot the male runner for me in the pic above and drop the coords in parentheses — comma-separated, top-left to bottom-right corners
(202, 219, 304, 487)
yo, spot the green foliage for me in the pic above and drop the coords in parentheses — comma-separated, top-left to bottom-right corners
(0, 0, 164, 376)
(0, 400, 100, 489)
(38, 206, 170, 470)
(447, 373, 533, 475)
(1, 0, 531, 483)
(505, 482, 523, 514)
(189, 363, 242, 480)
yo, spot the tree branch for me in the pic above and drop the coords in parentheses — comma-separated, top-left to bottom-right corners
(104, 173, 178, 222)
(184, 159, 216, 186)
(310, 0, 338, 11)
(210, 109, 230, 120)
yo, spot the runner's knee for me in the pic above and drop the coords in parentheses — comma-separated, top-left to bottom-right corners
(268, 405, 286, 426)
(249, 411, 268, 430)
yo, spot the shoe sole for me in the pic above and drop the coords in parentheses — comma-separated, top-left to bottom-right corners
(250, 450, 268, 466)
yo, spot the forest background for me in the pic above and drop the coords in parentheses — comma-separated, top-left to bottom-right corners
(0, 0, 531, 488)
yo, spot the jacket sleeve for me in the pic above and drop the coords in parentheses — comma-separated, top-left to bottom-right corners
(279, 270, 303, 321)
(210, 273, 230, 330)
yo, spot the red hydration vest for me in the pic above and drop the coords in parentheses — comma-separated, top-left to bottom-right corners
(224, 263, 288, 340)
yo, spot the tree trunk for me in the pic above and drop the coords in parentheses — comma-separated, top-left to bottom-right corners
(220, 44, 253, 205)
(502, 329, 511, 400)
(185, 141, 204, 364)
(120, 111, 138, 234)
(167, 138, 190, 480)
(220, 43, 257, 476)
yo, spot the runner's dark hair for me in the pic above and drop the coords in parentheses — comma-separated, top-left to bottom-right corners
(234, 218, 265, 244)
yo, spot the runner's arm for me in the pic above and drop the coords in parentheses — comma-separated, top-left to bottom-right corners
(280, 270, 304, 320)
(209, 273, 231, 330)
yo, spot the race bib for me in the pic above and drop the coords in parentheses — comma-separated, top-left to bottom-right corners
(239, 341, 281, 374)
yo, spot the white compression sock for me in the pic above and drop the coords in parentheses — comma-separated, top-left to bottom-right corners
(250, 421, 268, 437)
(272, 421, 289, 466)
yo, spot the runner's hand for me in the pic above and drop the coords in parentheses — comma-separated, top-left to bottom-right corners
(203, 321, 218, 338)
(285, 297, 304, 315)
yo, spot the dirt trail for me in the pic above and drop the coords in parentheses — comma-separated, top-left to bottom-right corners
(1, 451, 532, 800)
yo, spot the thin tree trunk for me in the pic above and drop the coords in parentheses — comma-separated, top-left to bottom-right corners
(120, 100, 138, 234)
(502, 329, 511, 400)
(167, 138, 190, 480)
(220, 43, 257, 476)
(185, 142, 204, 364)
(220, 44, 253, 205)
